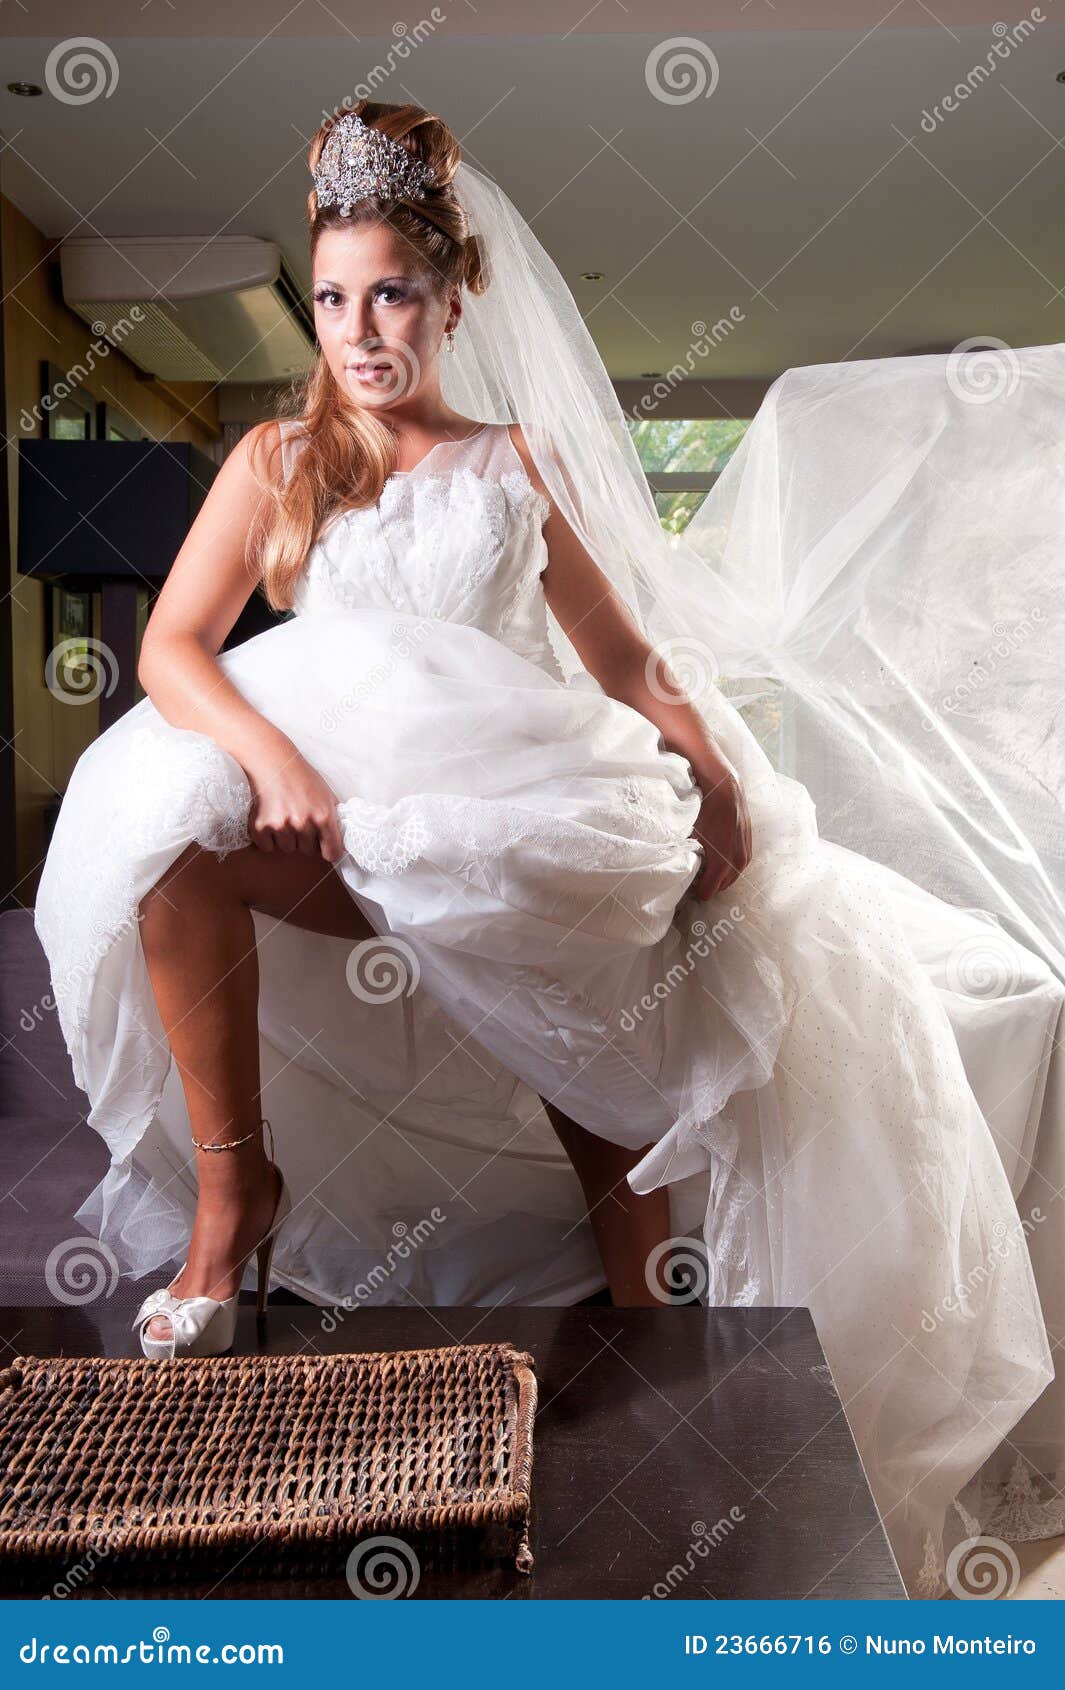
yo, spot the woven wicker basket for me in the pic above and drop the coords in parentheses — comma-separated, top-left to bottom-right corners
(0, 1340, 537, 1591)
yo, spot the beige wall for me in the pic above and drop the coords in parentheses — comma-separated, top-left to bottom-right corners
(3, 193, 220, 904)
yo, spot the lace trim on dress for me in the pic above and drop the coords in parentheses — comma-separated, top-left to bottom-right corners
(911, 1459, 1065, 1599)
(36, 721, 252, 1062)
(310, 464, 548, 624)
(981, 1455, 1065, 1541)
(335, 786, 686, 884)
(617, 773, 694, 843)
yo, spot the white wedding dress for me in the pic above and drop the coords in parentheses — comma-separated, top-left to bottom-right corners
(34, 417, 1054, 1598)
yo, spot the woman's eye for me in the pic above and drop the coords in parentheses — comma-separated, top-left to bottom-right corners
(313, 284, 406, 308)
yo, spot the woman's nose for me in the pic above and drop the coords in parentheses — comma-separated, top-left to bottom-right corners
(345, 307, 377, 350)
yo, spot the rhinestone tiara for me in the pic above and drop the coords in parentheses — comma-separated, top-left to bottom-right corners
(313, 111, 437, 215)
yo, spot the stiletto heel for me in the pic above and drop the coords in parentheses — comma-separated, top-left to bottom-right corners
(256, 1234, 277, 1318)
(133, 1118, 292, 1360)
(255, 1180, 291, 1317)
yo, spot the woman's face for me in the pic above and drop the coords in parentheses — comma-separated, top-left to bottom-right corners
(312, 220, 456, 414)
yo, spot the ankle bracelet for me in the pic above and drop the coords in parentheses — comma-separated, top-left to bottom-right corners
(191, 1116, 274, 1158)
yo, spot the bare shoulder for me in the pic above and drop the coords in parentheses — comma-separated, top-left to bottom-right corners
(505, 422, 552, 506)
(238, 418, 288, 490)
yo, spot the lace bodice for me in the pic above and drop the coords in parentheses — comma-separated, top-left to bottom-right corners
(279, 418, 565, 680)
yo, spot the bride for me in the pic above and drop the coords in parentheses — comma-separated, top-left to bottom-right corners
(34, 99, 1056, 1599)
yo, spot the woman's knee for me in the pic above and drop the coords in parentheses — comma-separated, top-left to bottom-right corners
(137, 842, 226, 931)
(138, 839, 372, 944)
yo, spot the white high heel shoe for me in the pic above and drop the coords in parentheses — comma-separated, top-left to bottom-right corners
(133, 1119, 293, 1360)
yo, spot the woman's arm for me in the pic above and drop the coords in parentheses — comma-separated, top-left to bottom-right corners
(506, 426, 751, 899)
(137, 421, 345, 861)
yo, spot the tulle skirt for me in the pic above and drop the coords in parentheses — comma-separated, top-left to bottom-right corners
(34, 604, 1054, 1597)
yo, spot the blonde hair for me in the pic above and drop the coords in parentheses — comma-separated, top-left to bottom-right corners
(250, 99, 487, 611)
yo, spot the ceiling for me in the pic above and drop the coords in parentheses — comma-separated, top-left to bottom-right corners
(3, 2, 1063, 390)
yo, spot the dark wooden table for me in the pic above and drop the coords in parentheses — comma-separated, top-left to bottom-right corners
(0, 1302, 905, 1600)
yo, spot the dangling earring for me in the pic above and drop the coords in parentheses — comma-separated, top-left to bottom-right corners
(446, 327, 456, 353)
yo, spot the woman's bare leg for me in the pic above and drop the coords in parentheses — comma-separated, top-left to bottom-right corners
(139, 839, 673, 1336)
(137, 840, 376, 1342)
(539, 1097, 674, 1306)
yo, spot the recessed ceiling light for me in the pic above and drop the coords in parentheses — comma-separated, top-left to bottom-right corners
(580, 271, 605, 282)
(641, 372, 664, 379)
(7, 83, 43, 97)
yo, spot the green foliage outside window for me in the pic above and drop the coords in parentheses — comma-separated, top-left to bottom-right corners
(627, 417, 751, 534)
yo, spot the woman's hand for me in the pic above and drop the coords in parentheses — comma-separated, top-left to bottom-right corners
(689, 762, 752, 900)
(245, 746, 347, 863)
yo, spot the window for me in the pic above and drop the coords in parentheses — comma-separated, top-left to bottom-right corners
(627, 417, 751, 534)
(627, 414, 782, 765)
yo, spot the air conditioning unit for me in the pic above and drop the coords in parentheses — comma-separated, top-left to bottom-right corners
(59, 235, 316, 383)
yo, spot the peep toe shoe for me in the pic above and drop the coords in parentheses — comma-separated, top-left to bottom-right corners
(133, 1156, 292, 1360)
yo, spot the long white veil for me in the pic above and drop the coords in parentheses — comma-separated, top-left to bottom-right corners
(447, 159, 1065, 988)
(444, 158, 1064, 1596)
